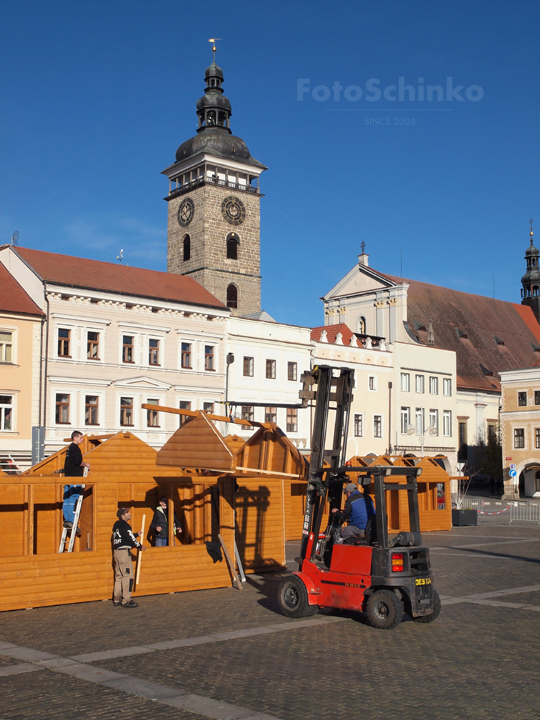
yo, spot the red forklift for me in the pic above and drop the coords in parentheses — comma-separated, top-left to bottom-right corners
(277, 365, 441, 630)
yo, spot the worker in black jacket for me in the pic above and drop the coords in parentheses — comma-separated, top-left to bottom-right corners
(62, 431, 90, 530)
(150, 496, 182, 546)
(112, 508, 145, 608)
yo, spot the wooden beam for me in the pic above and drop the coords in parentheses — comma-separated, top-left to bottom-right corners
(235, 466, 303, 479)
(218, 533, 243, 591)
(141, 404, 264, 429)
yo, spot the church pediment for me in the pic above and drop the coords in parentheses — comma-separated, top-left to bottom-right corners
(323, 263, 396, 301)
(114, 376, 172, 391)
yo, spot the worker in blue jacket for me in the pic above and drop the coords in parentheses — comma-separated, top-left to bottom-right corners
(331, 482, 375, 543)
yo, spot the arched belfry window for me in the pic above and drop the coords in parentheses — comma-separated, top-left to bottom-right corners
(357, 316, 366, 334)
(226, 233, 239, 260)
(227, 284, 238, 309)
(183, 234, 191, 262)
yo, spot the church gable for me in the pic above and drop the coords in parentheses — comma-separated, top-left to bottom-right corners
(323, 263, 395, 301)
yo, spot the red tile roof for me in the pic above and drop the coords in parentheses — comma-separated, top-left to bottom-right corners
(311, 323, 355, 344)
(383, 272, 540, 392)
(13, 247, 226, 310)
(0, 264, 43, 317)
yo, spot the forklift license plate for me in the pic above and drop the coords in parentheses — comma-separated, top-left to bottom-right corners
(415, 578, 431, 586)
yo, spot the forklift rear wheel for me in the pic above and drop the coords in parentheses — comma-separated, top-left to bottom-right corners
(278, 575, 318, 618)
(413, 589, 441, 623)
(366, 589, 403, 630)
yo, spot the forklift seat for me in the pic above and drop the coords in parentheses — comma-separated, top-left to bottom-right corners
(343, 536, 369, 546)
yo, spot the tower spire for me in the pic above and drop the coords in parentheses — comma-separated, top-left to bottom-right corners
(208, 38, 221, 63)
(521, 219, 540, 324)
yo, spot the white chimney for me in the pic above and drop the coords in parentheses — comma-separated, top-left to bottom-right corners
(358, 253, 369, 267)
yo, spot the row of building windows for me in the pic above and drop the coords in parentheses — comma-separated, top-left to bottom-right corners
(400, 373, 452, 396)
(514, 427, 540, 449)
(55, 394, 217, 429)
(57, 329, 216, 371)
(353, 414, 383, 439)
(53, 394, 301, 434)
(517, 390, 540, 406)
(239, 406, 298, 432)
(400, 407, 452, 436)
(242, 358, 298, 381)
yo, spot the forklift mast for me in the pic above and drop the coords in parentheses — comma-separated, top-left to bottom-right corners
(299, 365, 424, 561)
(299, 365, 355, 561)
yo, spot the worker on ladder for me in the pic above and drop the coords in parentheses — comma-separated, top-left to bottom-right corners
(63, 431, 91, 531)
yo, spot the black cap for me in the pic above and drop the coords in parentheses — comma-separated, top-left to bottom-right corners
(117, 508, 129, 518)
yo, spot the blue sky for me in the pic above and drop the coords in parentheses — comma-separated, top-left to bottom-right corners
(1, 0, 539, 327)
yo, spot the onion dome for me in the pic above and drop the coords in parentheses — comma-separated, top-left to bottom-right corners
(174, 54, 265, 169)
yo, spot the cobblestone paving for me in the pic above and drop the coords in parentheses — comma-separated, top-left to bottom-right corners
(0, 525, 538, 720)
(0, 671, 207, 720)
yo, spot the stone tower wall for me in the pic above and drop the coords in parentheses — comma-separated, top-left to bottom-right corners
(167, 183, 261, 315)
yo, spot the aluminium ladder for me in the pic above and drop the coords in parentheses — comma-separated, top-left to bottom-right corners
(58, 467, 88, 553)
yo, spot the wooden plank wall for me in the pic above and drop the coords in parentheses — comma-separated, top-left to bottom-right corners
(235, 477, 286, 572)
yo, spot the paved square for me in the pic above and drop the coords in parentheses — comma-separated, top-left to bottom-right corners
(0, 523, 538, 720)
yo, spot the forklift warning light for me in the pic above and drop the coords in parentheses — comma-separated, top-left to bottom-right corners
(391, 553, 404, 572)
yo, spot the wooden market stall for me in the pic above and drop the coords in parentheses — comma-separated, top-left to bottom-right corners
(284, 454, 452, 540)
(0, 431, 235, 612)
(156, 410, 306, 573)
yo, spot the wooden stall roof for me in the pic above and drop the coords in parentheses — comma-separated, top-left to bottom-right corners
(236, 423, 307, 479)
(13, 431, 199, 483)
(157, 411, 237, 472)
(22, 435, 112, 476)
(224, 434, 247, 455)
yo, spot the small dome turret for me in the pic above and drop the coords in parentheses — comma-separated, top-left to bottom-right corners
(172, 48, 265, 169)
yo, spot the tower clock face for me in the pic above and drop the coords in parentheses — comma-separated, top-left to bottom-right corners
(178, 198, 195, 227)
(221, 196, 246, 226)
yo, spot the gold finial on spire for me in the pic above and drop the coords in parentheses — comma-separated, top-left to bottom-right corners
(530, 218, 534, 242)
(208, 38, 221, 62)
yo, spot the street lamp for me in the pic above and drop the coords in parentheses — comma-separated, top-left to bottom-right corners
(225, 353, 235, 416)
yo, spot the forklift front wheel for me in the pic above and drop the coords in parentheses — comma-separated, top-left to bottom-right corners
(365, 589, 403, 630)
(278, 575, 318, 618)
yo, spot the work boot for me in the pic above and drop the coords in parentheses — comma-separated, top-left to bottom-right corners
(113, 601, 121, 607)
(122, 600, 138, 608)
